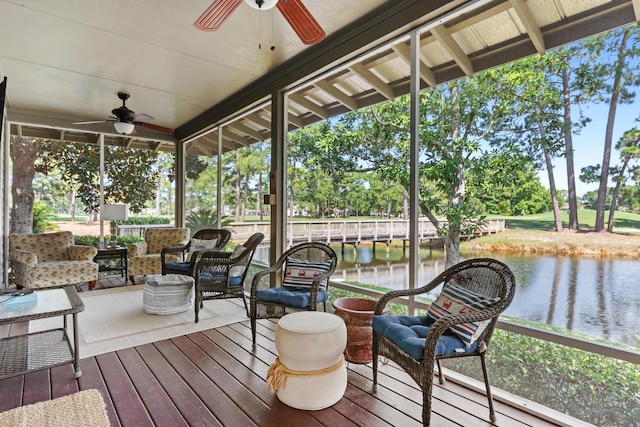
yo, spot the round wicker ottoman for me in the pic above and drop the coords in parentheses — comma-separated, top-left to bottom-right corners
(267, 311, 347, 410)
(143, 274, 195, 315)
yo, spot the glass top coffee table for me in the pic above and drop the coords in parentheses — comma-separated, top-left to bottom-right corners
(0, 286, 84, 379)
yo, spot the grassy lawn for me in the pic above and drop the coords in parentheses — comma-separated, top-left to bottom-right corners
(488, 208, 640, 233)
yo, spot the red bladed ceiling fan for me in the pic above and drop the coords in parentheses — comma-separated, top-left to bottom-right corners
(195, 0, 325, 45)
(73, 92, 174, 135)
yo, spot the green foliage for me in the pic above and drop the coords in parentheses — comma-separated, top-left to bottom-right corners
(185, 209, 233, 233)
(32, 200, 56, 233)
(37, 142, 158, 215)
(444, 330, 640, 426)
(74, 234, 142, 247)
(123, 216, 170, 225)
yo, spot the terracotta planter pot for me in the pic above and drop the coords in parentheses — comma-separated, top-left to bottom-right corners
(332, 297, 382, 364)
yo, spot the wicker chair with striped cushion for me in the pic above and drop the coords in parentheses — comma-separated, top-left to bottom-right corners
(372, 258, 516, 426)
(249, 242, 337, 349)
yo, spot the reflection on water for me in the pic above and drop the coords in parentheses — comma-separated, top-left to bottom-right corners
(330, 245, 639, 347)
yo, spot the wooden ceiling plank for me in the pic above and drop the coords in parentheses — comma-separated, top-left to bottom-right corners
(348, 63, 396, 100)
(314, 80, 358, 111)
(430, 24, 474, 77)
(392, 42, 437, 87)
(288, 93, 329, 119)
(509, 0, 545, 54)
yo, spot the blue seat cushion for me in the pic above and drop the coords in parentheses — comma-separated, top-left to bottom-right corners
(165, 262, 190, 273)
(199, 268, 243, 287)
(255, 287, 329, 308)
(372, 315, 478, 360)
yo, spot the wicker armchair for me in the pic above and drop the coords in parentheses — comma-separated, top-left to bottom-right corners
(249, 242, 337, 349)
(161, 228, 231, 277)
(193, 232, 264, 321)
(372, 258, 516, 426)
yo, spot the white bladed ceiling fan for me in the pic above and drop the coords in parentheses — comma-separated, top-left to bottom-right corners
(195, 0, 326, 45)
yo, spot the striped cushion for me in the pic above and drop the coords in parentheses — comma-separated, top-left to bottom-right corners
(426, 284, 500, 347)
(282, 258, 332, 290)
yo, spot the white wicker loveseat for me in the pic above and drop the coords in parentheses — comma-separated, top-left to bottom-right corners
(9, 231, 98, 289)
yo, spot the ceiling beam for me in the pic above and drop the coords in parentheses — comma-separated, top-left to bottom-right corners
(430, 24, 474, 77)
(349, 63, 396, 100)
(230, 122, 268, 142)
(289, 93, 329, 119)
(314, 80, 358, 111)
(392, 42, 437, 87)
(509, 0, 545, 54)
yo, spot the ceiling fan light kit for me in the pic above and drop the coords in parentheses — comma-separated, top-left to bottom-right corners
(113, 121, 135, 135)
(245, 0, 278, 10)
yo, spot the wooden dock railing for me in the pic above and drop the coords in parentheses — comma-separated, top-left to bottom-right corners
(119, 219, 505, 244)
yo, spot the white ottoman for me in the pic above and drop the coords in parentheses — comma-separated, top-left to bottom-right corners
(143, 274, 194, 315)
(267, 311, 347, 410)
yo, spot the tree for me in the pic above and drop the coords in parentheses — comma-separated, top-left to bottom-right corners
(579, 26, 640, 231)
(10, 136, 41, 233)
(292, 68, 522, 267)
(495, 55, 567, 230)
(606, 128, 640, 231)
(38, 141, 158, 215)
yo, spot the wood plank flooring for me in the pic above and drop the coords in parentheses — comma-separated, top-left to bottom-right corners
(0, 309, 575, 427)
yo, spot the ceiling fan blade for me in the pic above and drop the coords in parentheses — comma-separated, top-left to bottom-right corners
(194, 0, 243, 31)
(132, 113, 154, 122)
(136, 121, 174, 134)
(277, 0, 325, 45)
(73, 120, 112, 125)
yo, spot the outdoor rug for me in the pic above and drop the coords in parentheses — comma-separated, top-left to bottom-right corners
(29, 284, 248, 358)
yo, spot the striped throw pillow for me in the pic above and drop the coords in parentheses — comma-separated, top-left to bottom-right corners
(426, 284, 500, 347)
(282, 258, 332, 290)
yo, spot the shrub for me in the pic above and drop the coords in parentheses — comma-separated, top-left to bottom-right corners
(122, 216, 170, 225)
(33, 201, 57, 233)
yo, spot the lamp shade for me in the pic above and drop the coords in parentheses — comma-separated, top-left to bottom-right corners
(113, 121, 135, 135)
(101, 204, 128, 221)
(244, 0, 278, 10)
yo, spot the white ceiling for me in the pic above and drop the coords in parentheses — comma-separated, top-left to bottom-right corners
(2, 0, 638, 154)
(0, 0, 387, 141)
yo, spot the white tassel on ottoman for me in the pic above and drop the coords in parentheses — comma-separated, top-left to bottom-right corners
(143, 274, 195, 315)
(266, 311, 347, 410)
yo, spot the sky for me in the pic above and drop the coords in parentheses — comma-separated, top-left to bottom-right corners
(537, 100, 639, 197)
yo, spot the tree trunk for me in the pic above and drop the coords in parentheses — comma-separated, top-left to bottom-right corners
(234, 151, 241, 222)
(10, 136, 40, 233)
(535, 110, 563, 232)
(70, 188, 76, 223)
(606, 159, 629, 232)
(156, 173, 162, 216)
(258, 172, 264, 221)
(562, 68, 579, 230)
(402, 188, 409, 220)
(595, 28, 630, 231)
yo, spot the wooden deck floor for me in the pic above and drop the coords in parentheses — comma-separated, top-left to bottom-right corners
(0, 306, 575, 427)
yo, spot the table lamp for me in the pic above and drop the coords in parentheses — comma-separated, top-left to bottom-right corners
(101, 204, 128, 248)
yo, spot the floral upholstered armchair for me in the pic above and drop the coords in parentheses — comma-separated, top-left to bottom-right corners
(9, 231, 98, 289)
(128, 227, 190, 284)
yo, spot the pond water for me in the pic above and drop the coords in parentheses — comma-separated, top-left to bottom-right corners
(328, 245, 640, 348)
